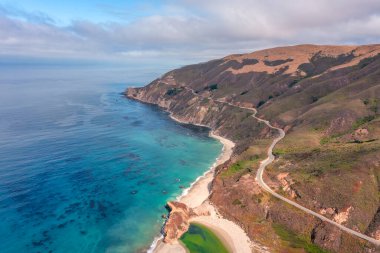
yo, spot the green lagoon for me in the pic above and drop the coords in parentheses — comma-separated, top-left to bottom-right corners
(180, 223, 230, 253)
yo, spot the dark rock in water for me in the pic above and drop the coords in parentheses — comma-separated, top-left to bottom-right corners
(130, 190, 138, 195)
(80, 230, 87, 235)
(124, 153, 141, 161)
(98, 202, 107, 218)
(57, 223, 66, 229)
(57, 214, 66, 220)
(124, 166, 134, 175)
(161, 214, 167, 219)
(179, 185, 185, 189)
(131, 120, 143, 126)
(179, 159, 187, 165)
(32, 240, 44, 247)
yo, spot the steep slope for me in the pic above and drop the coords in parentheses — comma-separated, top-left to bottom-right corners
(126, 44, 380, 253)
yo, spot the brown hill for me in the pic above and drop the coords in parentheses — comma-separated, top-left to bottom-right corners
(126, 44, 380, 253)
(224, 44, 380, 76)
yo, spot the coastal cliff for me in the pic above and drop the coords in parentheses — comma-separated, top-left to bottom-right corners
(126, 44, 380, 253)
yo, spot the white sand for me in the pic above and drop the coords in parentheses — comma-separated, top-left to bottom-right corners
(153, 241, 187, 253)
(191, 201, 269, 253)
(191, 208, 252, 253)
(152, 114, 257, 253)
(179, 132, 234, 208)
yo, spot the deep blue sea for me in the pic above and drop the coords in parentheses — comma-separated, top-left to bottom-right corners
(0, 64, 222, 253)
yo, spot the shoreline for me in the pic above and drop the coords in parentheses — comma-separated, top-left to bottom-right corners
(169, 114, 234, 208)
(151, 113, 254, 253)
(177, 130, 235, 208)
(126, 94, 268, 253)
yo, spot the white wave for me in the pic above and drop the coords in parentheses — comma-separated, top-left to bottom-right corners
(146, 235, 163, 253)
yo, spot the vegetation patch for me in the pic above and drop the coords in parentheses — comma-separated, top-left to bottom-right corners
(352, 115, 375, 129)
(166, 87, 183, 96)
(298, 52, 355, 77)
(311, 96, 319, 103)
(242, 58, 259, 65)
(205, 83, 218, 91)
(180, 223, 229, 253)
(221, 161, 244, 177)
(264, 58, 293, 66)
(221, 158, 258, 178)
(362, 98, 378, 113)
(288, 78, 304, 88)
(272, 224, 329, 253)
(357, 53, 380, 69)
(257, 100, 266, 108)
(320, 136, 332, 145)
(273, 149, 287, 156)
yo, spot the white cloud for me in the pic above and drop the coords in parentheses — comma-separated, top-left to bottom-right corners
(0, 0, 379, 63)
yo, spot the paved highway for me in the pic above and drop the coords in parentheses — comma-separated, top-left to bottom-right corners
(183, 85, 379, 246)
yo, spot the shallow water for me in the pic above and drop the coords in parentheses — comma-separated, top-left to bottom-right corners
(0, 65, 222, 253)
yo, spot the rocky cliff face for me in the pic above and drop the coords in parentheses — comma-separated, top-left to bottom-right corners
(126, 76, 276, 153)
(126, 44, 380, 253)
(162, 202, 191, 244)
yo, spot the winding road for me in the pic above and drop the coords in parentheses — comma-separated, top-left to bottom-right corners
(252, 110, 380, 247)
(227, 101, 380, 247)
(181, 84, 380, 246)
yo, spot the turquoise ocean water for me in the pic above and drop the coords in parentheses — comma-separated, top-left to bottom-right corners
(0, 64, 222, 253)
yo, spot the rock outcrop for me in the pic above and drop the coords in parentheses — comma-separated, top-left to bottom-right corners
(162, 201, 212, 244)
(162, 201, 191, 243)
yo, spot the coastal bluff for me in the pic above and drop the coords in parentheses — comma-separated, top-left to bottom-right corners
(126, 44, 380, 253)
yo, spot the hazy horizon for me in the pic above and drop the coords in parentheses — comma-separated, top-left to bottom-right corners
(0, 0, 379, 73)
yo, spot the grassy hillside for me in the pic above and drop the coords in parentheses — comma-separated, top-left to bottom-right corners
(126, 44, 380, 253)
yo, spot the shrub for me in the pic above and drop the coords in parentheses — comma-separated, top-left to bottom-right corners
(352, 115, 375, 129)
(311, 96, 319, 103)
(257, 100, 266, 108)
(320, 137, 331, 145)
(272, 224, 329, 253)
(166, 87, 183, 96)
(205, 83, 218, 91)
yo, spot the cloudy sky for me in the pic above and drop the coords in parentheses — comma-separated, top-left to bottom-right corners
(1, 0, 380, 65)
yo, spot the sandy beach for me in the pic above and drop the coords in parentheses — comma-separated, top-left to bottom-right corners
(150, 114, 255, 253)
(191, 208, 252, 253)
(178, 132, 234, 208)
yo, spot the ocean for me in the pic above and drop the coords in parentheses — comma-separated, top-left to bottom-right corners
(0, 63, 222, 253)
